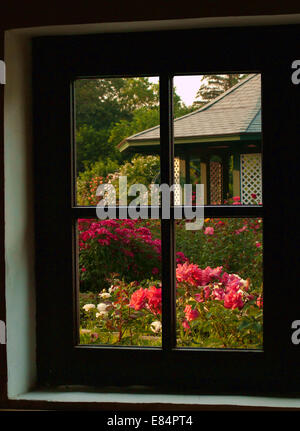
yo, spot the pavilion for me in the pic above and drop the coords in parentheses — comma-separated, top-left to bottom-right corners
(118, 74, 262, 204)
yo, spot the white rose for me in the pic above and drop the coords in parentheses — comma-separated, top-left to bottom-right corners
(97, 303, 107, 312)
(150, 321, 162, 333)
(96, 311, 108, 318)
(99, 292, 111, 299)
(82, 304, 95, 312)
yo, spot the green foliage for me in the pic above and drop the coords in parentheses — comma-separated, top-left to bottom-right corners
(79, 158, 120, 182)
(177, 298, 263, 349)
(76, 125, 120, 172)
(76, 158, 119, 205)
(116, 155, 160, 187)
(75, 77, 192, 171)
(110, 155, 161, 205)
(108, 89, 194, 159)
(79, 267, 263, 348)
(75, 77, 158, 130)
(75, 77, 160, 170)
(108, 107, 160, 156)
(76, 155, 160, 206)
(79, 278, 162, 346)
(176, 217, 263, 289)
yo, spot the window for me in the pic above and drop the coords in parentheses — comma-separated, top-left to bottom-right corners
(33, 27, 292, 393)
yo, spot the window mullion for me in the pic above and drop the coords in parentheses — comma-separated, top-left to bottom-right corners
(160, 74, 176, 351)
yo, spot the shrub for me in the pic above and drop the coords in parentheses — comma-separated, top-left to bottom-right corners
(78, 218, 188, 292)
(176, 217, 263, 288)
(80, 263, 263, 348)
(77, 158, 119, 205)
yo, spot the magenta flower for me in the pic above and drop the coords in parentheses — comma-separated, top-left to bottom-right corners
(182, 319, 191, 332)
(184, 304, 200, 321)
(204, 227, 214, 235)
(224, 291, 244, 310)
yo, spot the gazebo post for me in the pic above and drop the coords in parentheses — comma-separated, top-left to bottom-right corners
(232, 152, 241, 199)
(221, 153, 230, 203)
(200, 159, 207, 205)
(185, 152, 190, 184)
(203, 155, 211, 205)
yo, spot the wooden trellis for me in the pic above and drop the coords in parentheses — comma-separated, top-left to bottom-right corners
(174, 157, 182, 205)
(209, 161, 223, 205)
(240, 153, 262, 204)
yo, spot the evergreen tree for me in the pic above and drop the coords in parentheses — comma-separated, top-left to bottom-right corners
(193, 74, 247, 108)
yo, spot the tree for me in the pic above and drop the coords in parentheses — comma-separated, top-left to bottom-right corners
(193, 74, 247, 107)
(75, 77, 193, 170)
(108, 89, 194, 160)
(108, 106, 160, 162)
(75, 77, 158, 130)
(76, 125, 120, 172)
(75, 77, 160, 171)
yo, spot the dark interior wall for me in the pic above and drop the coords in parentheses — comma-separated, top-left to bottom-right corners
(1, 1, 300, 30)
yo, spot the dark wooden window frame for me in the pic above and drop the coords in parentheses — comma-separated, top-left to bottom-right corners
(32, 25, 297, 394)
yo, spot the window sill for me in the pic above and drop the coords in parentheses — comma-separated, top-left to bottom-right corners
(8, 387, 300, 410)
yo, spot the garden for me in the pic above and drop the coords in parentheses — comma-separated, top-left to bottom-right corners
(76, 76, 263, 350)
(78, 207, 263, 349)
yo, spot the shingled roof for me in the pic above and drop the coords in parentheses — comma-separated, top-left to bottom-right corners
(119, 74, 261, 150)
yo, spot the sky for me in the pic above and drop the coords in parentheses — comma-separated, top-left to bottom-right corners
(149, 75, 203, 107)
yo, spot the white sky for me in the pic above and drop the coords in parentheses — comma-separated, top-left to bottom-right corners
(149, 75, 203, 107)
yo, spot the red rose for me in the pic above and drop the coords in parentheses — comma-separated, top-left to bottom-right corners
(129, 288, 147, 310)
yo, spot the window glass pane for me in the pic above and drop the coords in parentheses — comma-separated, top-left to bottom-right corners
(175, 218, 263, 349)
(173, 74, 262, 206)
(74, 77, 160, 206)
(77, 218, 162, 346)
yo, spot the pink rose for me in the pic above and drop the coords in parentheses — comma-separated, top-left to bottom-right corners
(184, 304, 200, 321)
(146, 286, 162, 315)
(224, 291, 244, 310)
(130, 288, 147, 311)
(256, 296, 263, 309)
(194, 293, 204, 303)
(182, 319, 191, 332)
(204, 227, 214, 235)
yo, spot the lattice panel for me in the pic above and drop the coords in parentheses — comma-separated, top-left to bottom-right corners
(174, 157, 182, 205)
(240, 153, 262, 204)
(210, 161, 222, 205)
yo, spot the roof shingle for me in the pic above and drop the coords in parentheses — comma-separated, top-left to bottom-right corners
(126, 74, 261, 143)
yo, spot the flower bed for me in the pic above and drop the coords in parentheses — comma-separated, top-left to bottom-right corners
(79, 216, 263, 349)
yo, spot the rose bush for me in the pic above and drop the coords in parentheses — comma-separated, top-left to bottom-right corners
(80, 262, 262, 348)
(78, 196, 263, 349)
(76, 155, 160, 206)
(175, 262, 262, 348)
(80, 277, 163, 346)
(78, 218, 188, 292)
(176, 216, 263, 289)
